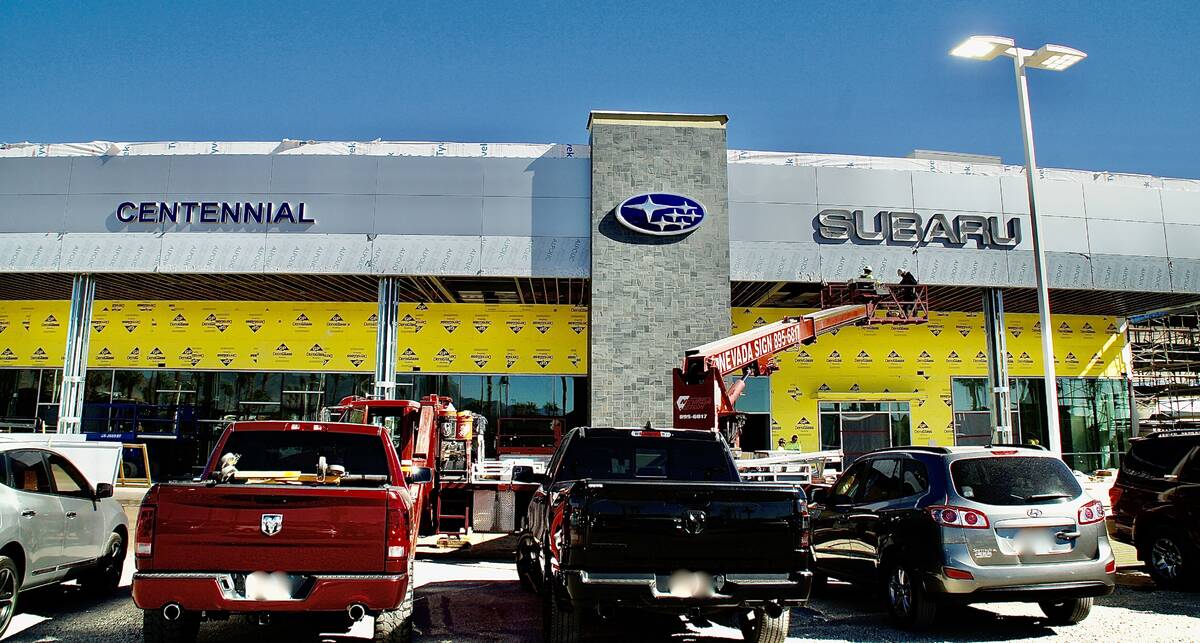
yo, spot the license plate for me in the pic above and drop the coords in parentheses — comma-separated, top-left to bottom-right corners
(244, 571, 295, 600)
(667, 570, 717, 598)
(1014, 529, 1072, 555)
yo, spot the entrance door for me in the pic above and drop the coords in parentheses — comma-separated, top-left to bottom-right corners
(739, 413, 771, 452)
(820, 402, 912, 463)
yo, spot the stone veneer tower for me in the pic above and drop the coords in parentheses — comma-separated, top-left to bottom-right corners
(587, 111, 732, 427)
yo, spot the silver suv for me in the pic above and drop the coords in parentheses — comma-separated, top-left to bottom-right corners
(809, 445, 1116, 629)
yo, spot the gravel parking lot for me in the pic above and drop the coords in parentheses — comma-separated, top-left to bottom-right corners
(2, 555, 1197, 642)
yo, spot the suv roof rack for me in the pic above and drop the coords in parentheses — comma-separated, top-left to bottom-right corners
(871, 446, 952, 455)
(985, 442, 1048, 451)
(1140, 428, 1200, 439)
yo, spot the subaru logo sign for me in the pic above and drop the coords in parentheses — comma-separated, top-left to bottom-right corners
(616, 193, 706, 236)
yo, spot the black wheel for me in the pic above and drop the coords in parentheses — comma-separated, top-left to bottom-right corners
(81, 531, 126, 595)
(1039, 597, 1093, 625)
(737, 608, 790, 643)
(0, 556, 19, 638)
(374, 556, 414, 642)
(1145, 530, 1195, 589)
(143, 608, 200, 643)
(516, 538, 540, 593)
(543, 590, 585, 643)
(885, 562, 936, 629)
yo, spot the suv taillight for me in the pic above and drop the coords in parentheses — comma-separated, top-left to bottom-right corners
(385, 490, 410, 569)
(1078, 499, 1105, 525)
(928, 505, 990, 529)
(135, 506, 156, 557)
(1108, 486, 1122, 514)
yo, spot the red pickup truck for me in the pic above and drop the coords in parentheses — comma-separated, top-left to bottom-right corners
(131, 421, 431, 643)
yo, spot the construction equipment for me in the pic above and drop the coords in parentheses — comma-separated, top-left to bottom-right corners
(674, 282, 928, 445)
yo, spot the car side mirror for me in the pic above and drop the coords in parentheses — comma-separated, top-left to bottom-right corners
(405, 466, 433, 485)
(94, 482, 114, 499)
(810, 488, 829, 505)
(828, 493, 853, 507)
(512, 465, 535, 484)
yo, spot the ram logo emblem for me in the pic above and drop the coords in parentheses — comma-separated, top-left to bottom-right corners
(261, 513, 283, 536)
(682, 509, 707, 535)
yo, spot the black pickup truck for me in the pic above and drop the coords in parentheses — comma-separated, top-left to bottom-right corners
(516, 427, 812, 643)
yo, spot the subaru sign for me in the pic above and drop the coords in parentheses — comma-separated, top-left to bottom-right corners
(616, 193, 706, 236)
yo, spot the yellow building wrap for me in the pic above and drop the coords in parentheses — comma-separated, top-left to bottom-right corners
(0, 301, 588, 376)
(731, 309, 1129, 451)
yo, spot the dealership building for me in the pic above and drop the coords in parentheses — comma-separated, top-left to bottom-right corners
(2, 111, 1198, 474)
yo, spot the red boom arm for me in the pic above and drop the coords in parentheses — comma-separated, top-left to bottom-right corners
(671, 304, 869, 436)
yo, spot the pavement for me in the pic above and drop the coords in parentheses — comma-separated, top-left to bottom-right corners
(2, 545, 1196, 643)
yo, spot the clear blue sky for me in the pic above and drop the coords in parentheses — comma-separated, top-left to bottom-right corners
(2, 2, 1196, 177)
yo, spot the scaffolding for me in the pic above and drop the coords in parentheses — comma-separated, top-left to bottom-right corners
(1129, 306, 1200, 431)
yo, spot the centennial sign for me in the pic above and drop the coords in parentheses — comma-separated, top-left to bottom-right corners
(816, 209, 1020, 248)
(116, 201, 313, 225)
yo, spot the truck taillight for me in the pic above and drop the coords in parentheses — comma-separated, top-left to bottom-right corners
(135, 506, 156, 557)
(796, 497, 810, 550)
(386, 490, 410, 565)
(1078, 499, 1105, 525)
(928, 505, 990, 529)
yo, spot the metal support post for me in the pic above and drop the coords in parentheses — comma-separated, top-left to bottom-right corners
(57, 274, 96, 434)
(983, 289, 1012, 443)
(374, 277, 400, 400)
(1012, 50, 1063, 455)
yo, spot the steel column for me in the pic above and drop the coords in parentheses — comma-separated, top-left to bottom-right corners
(983, 289, 1012, 444)
(57, 274, 96, 433)
(374, 277, 400, 400)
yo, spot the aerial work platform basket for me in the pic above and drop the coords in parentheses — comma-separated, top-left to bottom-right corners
(820, 282, 929, 324)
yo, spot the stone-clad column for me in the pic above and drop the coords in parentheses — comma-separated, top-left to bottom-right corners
(588, 112, 731, 427)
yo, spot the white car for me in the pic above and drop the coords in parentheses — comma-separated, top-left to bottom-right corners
(0, 445, 129, 636)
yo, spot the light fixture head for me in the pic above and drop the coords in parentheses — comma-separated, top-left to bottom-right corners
(950, 35, 1015, 61)
(1024, 43, 1087, 71)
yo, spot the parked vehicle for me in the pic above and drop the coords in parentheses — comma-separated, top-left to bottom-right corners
(0, 445, 128, 636)
(809, 445, 1115, 629)
(517, 427, 812, 643)
(131, 421, 431, 643)
(1109, 429, 1200, 589)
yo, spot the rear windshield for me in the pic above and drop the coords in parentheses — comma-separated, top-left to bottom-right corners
(559, 436, 737, 482)
(216, 431, 390, 485)
(950, 456, 1081, 506)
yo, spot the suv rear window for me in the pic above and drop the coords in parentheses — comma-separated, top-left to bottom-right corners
(950, 456, 1081, 506)
(1123, 437, 1198, 479)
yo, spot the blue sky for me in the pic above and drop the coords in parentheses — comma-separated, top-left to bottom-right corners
(2, 2, 1196, 177)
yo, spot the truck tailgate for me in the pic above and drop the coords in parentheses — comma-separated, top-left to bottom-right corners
(150, 484, 389, 573)
(577, 481, 804, 572)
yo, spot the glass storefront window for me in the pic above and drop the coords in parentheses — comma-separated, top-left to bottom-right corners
(819, 401, 912, 461)
(724, 377, 771, 413)
(235, 372, 282, 420)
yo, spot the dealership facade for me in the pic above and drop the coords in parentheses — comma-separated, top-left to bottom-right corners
(2, 111, 1199, 473)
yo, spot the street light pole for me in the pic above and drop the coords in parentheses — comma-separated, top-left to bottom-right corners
(1011, 49, 1062, 455)
(950, 36, 1086, 456)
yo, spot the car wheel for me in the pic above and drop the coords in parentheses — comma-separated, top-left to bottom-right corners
(1039, 597, 1092, 625)
(543, 590, 585, 643)
(1146, 530, 1194, 589)
(81, 531, 126, 595)
(885, 562, 936, 629)
(737, 608, 790, 643)
(0, 556, 20, 638)
(374, 556, 415, 642)
(515, 538, 540, 594)
(143, 608, 200, 643)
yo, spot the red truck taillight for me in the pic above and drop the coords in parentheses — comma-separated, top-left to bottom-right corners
(135, 506, 156, 557)
(386, 490, 410, 570)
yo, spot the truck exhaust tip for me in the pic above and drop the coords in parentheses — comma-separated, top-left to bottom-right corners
(348, 603, 367, 622)
(162, 604, 182, 621)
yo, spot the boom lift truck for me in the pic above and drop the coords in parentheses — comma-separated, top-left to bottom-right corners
(334, 394, 543, 540)
(673, 283, 928, 477)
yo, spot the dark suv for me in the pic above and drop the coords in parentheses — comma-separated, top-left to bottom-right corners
(809, 446, 1115, 629)
(1109, 429, 1200, 588)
